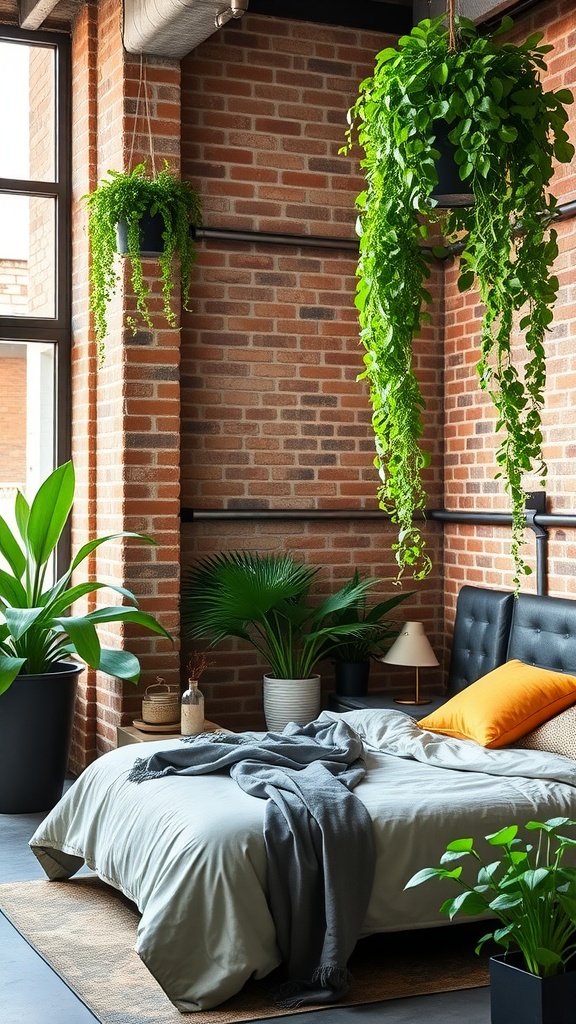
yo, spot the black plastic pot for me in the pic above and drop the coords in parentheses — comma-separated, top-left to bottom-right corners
(490, 952, 576, 1024)
(115, 211, 165, 256)
(334, 660, 370, 697)
(431, 120, 474, 208)
(0, 662, 83, 814)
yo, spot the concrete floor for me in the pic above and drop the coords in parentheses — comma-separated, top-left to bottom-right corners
(0, 786, 490, 1024)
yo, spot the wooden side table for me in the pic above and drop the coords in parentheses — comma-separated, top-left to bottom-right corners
(116, 721, 228, 746)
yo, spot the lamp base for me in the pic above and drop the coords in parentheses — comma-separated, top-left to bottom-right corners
(394, 698, 432, 706)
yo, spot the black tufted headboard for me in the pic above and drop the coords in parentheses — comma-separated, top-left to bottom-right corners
(507, 592, 576, 674)
(448, 586, 576, 695)
(448, 586, 514, 694)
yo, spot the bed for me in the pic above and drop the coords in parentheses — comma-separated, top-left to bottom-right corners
(29, 586, 576, 1012)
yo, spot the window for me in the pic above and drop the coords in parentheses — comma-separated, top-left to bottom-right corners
(0, 26, 71, 511)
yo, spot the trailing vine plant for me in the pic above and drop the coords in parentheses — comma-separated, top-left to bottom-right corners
(84, 58, 201, 364)
(343, 11, 574, 587)
(84, 162, 201, 364)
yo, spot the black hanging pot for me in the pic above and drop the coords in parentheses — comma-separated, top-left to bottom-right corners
(115, 210, 165, 257)
(0, 661, 84, 814)
(431, 120, 474, 208)
(334, 660, 371, 697)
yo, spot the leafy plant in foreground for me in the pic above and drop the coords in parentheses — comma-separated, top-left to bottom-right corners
(406, 817, 576, 978)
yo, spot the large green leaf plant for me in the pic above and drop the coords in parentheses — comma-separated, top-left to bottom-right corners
(0, 461, 172, 694)
(343, 14, 574, 586)
(406, 817, 576, 978)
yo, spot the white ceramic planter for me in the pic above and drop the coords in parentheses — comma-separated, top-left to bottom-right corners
(262, 674, 321, 732)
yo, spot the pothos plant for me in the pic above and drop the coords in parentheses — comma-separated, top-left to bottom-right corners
(84, 161, 201, 363)
(343, 13, 574, 587)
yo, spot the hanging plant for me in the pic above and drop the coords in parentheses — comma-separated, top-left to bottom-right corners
(343, 12, 574, 587)
(84, 161, 202, 363)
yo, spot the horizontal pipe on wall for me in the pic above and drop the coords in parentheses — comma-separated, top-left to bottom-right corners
(180, 506, 576, 597)
(180, 508, 389, 522)
(181, 507, 576, 526)
(192, 225, 358, 251)
(192, 199, 576, 256)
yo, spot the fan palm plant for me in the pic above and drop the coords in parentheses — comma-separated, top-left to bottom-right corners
(181, 551, 391, 680)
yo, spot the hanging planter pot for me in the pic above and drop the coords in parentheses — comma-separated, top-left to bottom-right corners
(83, 162, 201, 365)
(343, 11, 574, 588)
(431, 121, 474, 208)
(116, 209, 165, 257)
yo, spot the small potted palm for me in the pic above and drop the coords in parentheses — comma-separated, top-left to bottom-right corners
(181, 550, 388, 731)
(405, 817, 576, 1024)
(328, 571, 413, 697)
(84, 161, 201, 363)
(0, 461, 172, 812)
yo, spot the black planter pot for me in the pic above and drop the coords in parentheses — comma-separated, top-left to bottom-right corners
(431, 120, 474, 208)
(115, 211, 165, 257)
(490, 952, 576, 1024)
(0, 662, 83, 814)
(334, 660, 371, 697)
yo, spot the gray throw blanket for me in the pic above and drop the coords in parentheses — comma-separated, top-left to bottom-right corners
(129, 717, 376, 1008)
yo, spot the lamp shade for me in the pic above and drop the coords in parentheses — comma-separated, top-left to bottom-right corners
(381, 622, 439, 668)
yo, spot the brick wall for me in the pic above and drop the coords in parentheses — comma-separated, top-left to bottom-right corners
(180, 16, 445, 728)
(68, 0, 180, 768)
(0, 350, 26, 481)
(0, 259, 28, 314)
(442, 0, 576, 621)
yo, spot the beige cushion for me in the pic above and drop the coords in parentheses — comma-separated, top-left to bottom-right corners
(514, 704, 576, 760)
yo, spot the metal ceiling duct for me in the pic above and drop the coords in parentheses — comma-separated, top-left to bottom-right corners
(122, 0, 248, 59)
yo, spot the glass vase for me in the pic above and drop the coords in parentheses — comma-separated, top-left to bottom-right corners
(180, 682, 204, 736)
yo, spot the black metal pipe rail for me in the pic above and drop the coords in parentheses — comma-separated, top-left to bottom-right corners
(192, 199, 576, 254)
(180, 506, 576, 597)
(192, 225, 358, 251)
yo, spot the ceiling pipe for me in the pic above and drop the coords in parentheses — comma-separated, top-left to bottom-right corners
(215, 0, 248, 28)
(123, 0, 249, 59)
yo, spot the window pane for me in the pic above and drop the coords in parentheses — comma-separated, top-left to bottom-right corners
(0, 40, 55, 181)
(0, 194, 56, 317)
(0, 340, 55, 560)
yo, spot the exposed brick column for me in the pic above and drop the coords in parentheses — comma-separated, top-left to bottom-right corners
(70, 0, 180, 765)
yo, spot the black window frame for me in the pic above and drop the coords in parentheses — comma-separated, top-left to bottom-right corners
(0, 24, 71, 470)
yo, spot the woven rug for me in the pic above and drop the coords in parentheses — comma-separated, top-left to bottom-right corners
(0, 875, 489, 1024)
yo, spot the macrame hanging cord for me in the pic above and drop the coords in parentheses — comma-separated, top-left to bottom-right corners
(128, 55, 156, 173)
(447, 0, 457, 51)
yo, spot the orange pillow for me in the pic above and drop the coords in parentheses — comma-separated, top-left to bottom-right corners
(417, 660, 576, 748)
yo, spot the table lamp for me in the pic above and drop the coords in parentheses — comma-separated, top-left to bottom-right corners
(380, 621, 439, 706)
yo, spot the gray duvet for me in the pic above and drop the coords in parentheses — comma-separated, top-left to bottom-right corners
(29, 709, 576, 1012)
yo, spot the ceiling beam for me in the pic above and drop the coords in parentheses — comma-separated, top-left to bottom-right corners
(19, 0, 61, 29)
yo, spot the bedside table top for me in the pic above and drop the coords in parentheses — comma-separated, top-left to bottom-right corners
(117, 721, 228, 745)
(328, 691, 448, 721)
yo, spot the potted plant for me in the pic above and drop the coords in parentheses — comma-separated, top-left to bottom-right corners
(328, 571, 413, 696)
(0, 460, 172, 813)
(405, 817, 576, 1024)
(84, 161, 202, 363)
(342, 13, 574, 588)
(180, 550, 388, 731)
